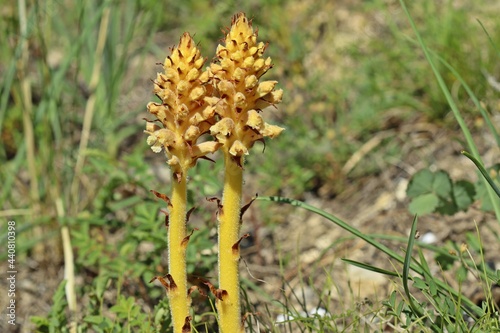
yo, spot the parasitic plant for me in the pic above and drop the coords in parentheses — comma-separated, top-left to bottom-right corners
(145, 13, 283, 332)
(145, 32, 220, 333)
(208, 13, 284, 332)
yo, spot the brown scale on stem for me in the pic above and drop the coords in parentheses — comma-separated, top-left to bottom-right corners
(181, 228, 197, 247)
(203, 280, 228, 301)
(206, 196, 224, 216)
(151, 190, 173, 207)
(150, 273, 177, 292)
(159, 209, 170, 228)
(186, 206, 196, 223)
(240, 194, 257, 222)
(232, 233, 250, 255)
(182, 316, 192, 333)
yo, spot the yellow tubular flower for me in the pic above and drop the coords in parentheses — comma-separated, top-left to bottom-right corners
(209, 13, 284, 333)
(146, 33, 219, 333)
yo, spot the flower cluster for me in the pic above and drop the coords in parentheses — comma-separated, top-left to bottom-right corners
(145, 32, 221, 179)
(146, 13, 283, 171)
(209, 13, 284, 166)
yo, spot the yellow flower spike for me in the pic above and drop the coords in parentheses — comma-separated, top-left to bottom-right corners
(146, 32, 218, 333)
(209, 12, 284, 333)
(209, 14, 284, 164)
(147, 32, 219, 176)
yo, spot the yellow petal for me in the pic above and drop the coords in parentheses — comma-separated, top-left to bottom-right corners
(245, 75, 258, 89)
(246, 110, 264, 130)
(261, 123, 285, 138)
(257, 81, 278, 97)
(186, 68, 200, 82)
(167, 155, 181, 168)
(146, 134, 157, 146)
(234, 92, 246, 108)
(253, 58, 265, 71)
(184, 125, 200, 141)
(192, 141, 223, 157)
(218, 80, 235, 95)
(229, 140, 249, 156)
(159, 129, 177, 144)
(164, 67, 177, 80)
(243, 56, 254, 68)
(199, 70, 210, 83)
(189, 86, 205, 101)
(210, 118, 235, 138)
(147, 102, 168, 124)
(194, 57, 205, 69)
(233, 68, 246, 82)
(145, 122, 160, 133)
(177, 80, 189, 93)
(221, 58, 233, 71)
(151, 143, 163, 153)
(270, 89, 284, 103)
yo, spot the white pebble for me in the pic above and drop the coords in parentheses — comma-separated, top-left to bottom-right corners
(421, 232, 437, 244)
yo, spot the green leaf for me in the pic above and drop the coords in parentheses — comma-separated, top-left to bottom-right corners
(457, 265, 468, 283)
(407, 169, 434, 197)
(94, 274, 111, 300)
(30, 316, 50, 327)
(424, 272, 438, 297)
(84, 315, 106, 324)
(110, 296, 136, 317)
(432, 170, 452, 198)
(453, 180, 475, 211)
(435, 252, 455, 271)
(407, 169, 471, 215)
(435, 199, 457, 215)
(412, 277, 428, 290)
(409, 193, 439, 215)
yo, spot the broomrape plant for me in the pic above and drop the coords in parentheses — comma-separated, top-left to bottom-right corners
(208, 13, 284, 333)
(145, 13, 282, 333)
(145, 32, 220, 333)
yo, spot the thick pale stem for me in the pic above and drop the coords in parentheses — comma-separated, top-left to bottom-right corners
(218, 152, 244, 333)
(169, 174, 191, 333)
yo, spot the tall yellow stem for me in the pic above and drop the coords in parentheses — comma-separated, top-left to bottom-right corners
(218, 152, 244, 333)
(169, 174, 191, 333)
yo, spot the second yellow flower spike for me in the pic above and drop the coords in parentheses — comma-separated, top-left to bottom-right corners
(209, 13, 284, 166)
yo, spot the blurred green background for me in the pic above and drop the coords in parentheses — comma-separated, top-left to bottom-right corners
(1, 0, 499, 332)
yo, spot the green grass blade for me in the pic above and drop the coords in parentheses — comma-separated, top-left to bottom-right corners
(462, 150, 500, 198)
(258, 196, 404, 263)
(257, 195, 484, 317)
(341, 259, 399, 277)
(400, 34, 500, 146)
(431, 54, 500, 147)
(477, 19, 500, 58)
(402, 216, 426, 319)
(398, 0, 500, 222)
